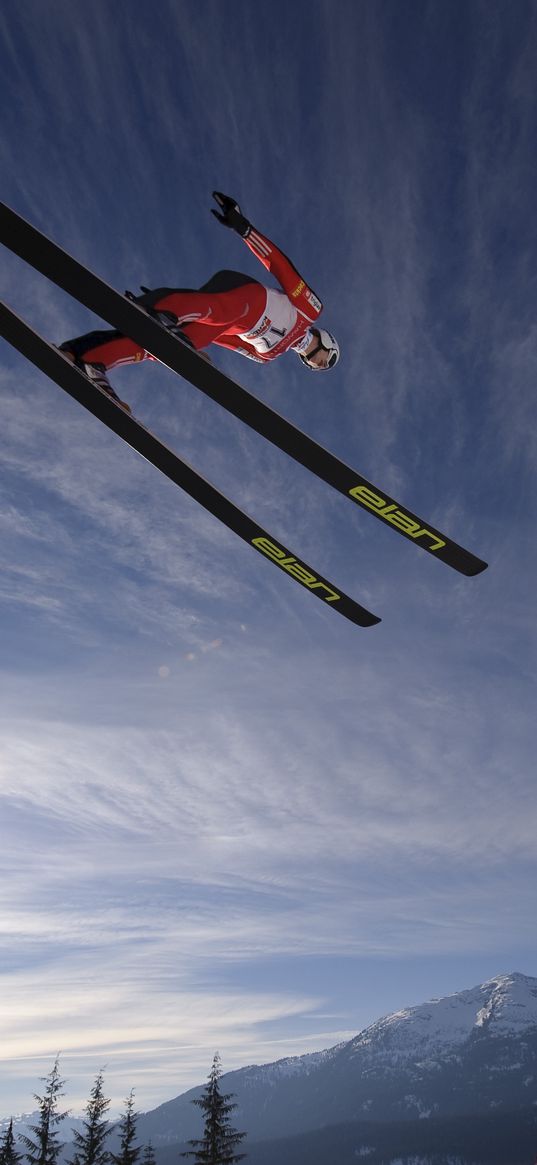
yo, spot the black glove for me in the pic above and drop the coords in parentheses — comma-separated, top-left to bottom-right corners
(211, 191, 251, 238)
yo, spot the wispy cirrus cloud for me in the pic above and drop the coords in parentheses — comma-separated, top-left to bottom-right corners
(458, 2, 537, 470)
(1, 625, 535, 1111)
(1, 0, 536, 1126)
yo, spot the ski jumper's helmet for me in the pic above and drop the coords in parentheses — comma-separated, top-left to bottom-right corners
(294, 327, 340, 370)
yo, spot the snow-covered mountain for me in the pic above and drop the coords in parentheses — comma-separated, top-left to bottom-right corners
(350, 970, 537, 1059)
(136, 972, 537, 1146)
(0, 1113, 86, 1146)
(0, 1114, 34, 1137)
(4, 973, 537, 1165)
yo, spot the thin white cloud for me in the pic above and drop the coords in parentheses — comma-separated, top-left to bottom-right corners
(1, 0, 536, 1126)
(459, 1, 537, 468)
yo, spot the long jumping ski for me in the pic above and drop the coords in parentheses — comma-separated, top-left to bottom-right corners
(0, 202, 487, 577)
(0, 302, 380, 628)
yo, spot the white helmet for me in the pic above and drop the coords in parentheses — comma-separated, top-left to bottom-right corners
(294, 327, 340, 371)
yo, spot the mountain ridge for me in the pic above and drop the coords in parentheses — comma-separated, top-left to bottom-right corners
(132, 970, 537, 1146)
(4, 970, 537, 1163)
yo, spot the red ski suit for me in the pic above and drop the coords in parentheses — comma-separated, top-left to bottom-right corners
(79, 227, 323, 370)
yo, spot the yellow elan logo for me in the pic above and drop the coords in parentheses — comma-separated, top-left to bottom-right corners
(292, 280, 305, 298)
(349, 485, 447, 551)
(252, 537, 340, 602)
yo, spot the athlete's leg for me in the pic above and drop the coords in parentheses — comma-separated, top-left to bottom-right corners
(59, 273, 266, 369)
(59, 328, 154, 371)
(152, 277, 266, 349)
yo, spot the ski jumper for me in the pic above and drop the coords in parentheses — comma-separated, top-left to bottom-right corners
(66, 228, 323, 371)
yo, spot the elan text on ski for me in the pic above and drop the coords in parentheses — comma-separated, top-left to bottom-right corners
(60, 192, 340, 413)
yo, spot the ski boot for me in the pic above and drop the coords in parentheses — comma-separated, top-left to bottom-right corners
(59, 343, 132, 414)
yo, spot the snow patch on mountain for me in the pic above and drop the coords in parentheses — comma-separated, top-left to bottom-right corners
(237, 1043, 342, 1088)
(348, 972, 537, 1064)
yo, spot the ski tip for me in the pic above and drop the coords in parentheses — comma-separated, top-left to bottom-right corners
(357, 611, 382, 628)
(463, 557, 488, 577)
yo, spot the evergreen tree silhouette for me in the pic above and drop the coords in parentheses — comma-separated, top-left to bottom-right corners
(0, 1120, 23, 1165)
(110, 1093, 141, 1165)
(20, 1057, 68, 1165)
(182, 1054, 246, 1164)
(68, 1071, 111, 1165)
(141, 1145, 156, 1165)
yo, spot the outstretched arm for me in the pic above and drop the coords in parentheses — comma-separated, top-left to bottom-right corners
(211, 192, 323, 324)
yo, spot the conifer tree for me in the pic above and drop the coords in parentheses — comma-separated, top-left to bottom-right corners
(141, 1145, 156, 1165)
(110, 1093, 141, 1165)
(0, 1120, 23, 1165)
(181, 1054, 246, 1164)
(140, 1141, 154, 1165)
(21, 1057, 68, 1165)
(69, 1071, 111, 1165)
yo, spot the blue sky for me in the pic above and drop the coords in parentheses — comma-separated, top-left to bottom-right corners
(1, 0, 536, 1119)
